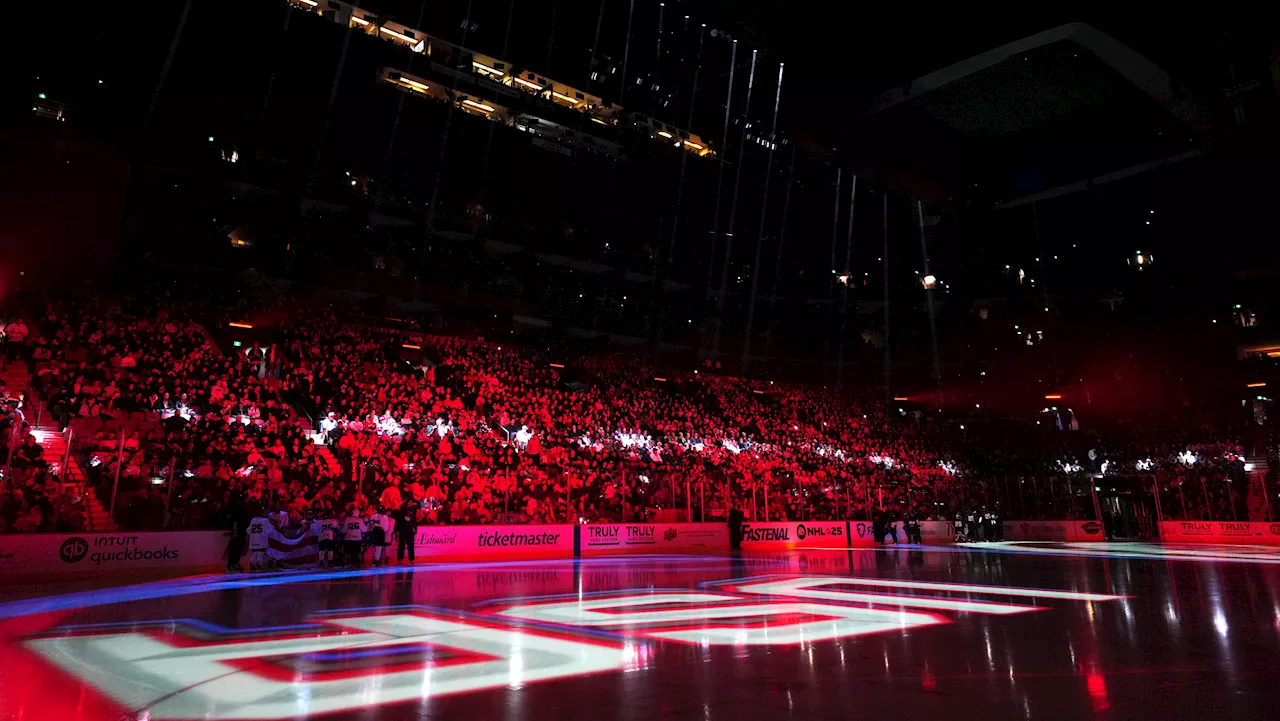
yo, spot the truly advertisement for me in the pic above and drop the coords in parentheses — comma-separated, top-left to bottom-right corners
(741, 522, 855, 549)
(0, 531, 228, 578)
(582, 523, 728, 553)
(414, 525, 575, 557)
(1159, 521, 1280, 545)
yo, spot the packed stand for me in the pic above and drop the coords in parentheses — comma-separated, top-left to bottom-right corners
(0, 300, 1260, 535)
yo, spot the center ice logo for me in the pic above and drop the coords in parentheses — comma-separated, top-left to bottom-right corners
(22, 575, 1125, 720)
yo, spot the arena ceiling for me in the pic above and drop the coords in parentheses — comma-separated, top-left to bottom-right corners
(849, 23, 1214, 207)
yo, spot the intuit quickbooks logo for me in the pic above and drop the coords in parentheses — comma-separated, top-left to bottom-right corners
(59, 537, 89, 563)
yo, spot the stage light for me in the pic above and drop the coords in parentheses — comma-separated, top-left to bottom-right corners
(921, 274, 937, 289)
(228, 322, 253, 329)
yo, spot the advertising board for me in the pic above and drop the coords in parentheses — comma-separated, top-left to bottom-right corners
(580, 523, 728, 553)
(1159, 520, 1280, 545)
(413, 524, 577, 559)
(0, 531, 228, 579)
(1001, 520, 1105, 543)
(740, 521, 861, 550)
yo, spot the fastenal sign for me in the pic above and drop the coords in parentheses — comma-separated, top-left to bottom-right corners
(740, 521, 857, 549)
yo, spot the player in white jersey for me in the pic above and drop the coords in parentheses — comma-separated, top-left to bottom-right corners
(314, 517, 337, 568)
(368, 508, 393, 566)
(247, 516, 272, 571)
(340, 509, 367, 568)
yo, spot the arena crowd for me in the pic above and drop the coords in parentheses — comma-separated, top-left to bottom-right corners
(0, 299, 1259, 536)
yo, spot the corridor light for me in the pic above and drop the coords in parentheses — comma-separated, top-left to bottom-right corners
(379, 27, 416, 43)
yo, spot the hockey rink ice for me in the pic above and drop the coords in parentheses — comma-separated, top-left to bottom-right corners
(2, 542, 1279, 720)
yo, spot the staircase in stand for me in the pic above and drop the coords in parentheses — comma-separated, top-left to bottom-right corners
(315, 444, 344, 478)
(2, 364, 117, 531)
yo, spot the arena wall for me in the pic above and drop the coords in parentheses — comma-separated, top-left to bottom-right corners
(2, 519, 1136, 580)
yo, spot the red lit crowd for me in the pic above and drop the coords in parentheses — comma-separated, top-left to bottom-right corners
(0, 301, 1259, 533)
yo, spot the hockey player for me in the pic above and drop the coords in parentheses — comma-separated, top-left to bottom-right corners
(369, 507, 393, 567)
(313, 515, 337, 568)
(341, 506, 367, 568)
(247, 513, 272, 571)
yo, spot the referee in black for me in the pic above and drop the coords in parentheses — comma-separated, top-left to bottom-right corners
(395, 500, 419, 565)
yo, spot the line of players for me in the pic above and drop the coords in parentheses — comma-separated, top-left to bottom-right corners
(953, 509, 1003, 542)
(241, 502, 421, 572)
